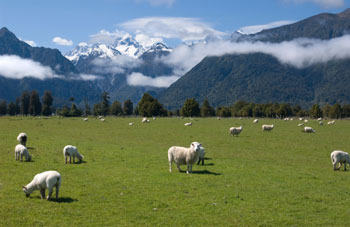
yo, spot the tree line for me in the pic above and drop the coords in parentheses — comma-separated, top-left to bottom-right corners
(1, 91, 350, 119)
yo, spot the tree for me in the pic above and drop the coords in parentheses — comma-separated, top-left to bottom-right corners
(93, 103, 102, 116)
(69, 103, 82, 117)
(322, 104, 332, 118)
(110, 101, 123, 116)
(309, 104, 323, 118)
(342, 104, 350, 118)
(180, 98, 200, 117)
(137, 93, 166, 117)
(0, 100, 7, 116)
(200, 98, 215, 117)
(276, 103, 293, 118)
(20, 91, 30, 115)
(7, 101, 16, 116)
(123, 99, 133, 116)
(15, 97, 21, 115)
(29, 90, 42, 116)
(83, 98, 91, 116)
(100, 91, 110, 116)
(216, 106, 231, 117)
(58, 105, 70, 117)
(330, 103, 342, 119)
(42, 91, 53, 116)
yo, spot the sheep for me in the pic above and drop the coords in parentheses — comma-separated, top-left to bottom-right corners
(100, 118, 105, 122)
(22, 170, 61, 200)
(303, 126, 316, 133)
(328, 120, 335, 125)
(184, 122, 192, 126)
(283, 117, 289, 121)
(319, 121, 323, 126)
(217, 117, 221, 120)
(83, 118, 88, 121)
(63, 145, 83, 164)
(197, 146, 206, 165)
(262, 124, 274, 131)
(142, 117, 150, 123)
(304, 119, 309, 123)
(229, 126, 243, 136)
(129, 122, 134, 126)
(299, 118, 304, 121)
(168, 142, 202, 174)
(253, 119, 259, 123)
(98, 116, 103, 119)
(298, 123, 304, 127)
(330, 150, 350, 171)
(153, 117, 156, 120)
(17, 132, 27, 147)
(15, 144, 31, 162)
(317, 118, 322, 121)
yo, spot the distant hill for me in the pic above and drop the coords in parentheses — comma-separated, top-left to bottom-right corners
(159, 9, 350, 110)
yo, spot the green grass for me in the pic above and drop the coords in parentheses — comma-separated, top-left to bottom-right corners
(0, 116, 350, 226)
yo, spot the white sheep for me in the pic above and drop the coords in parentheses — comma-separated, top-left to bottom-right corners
(229, 126, 243, 136)
(262, 124, 274, 131)
(22, 170, 61, 200)
(317, 118, 322, 121)
(141, 117, 150, 123)
(331, 150, 350, 171)
(197, 146, 206, 165)
(328, 120, 335, 125)
(298, 123, 304, 127)
(299, 118, 304, 121)
(217, 117, 221, 120)
(168, 142, 202, 174)
(17, 132, 27, 147)
(63, 145, 84, 164)
(100, 118, 105, 122)
(153, 117, 156, 120)
(319, 121, 323, 126)
(184, 122, 192, 126)
(304, 119, 309, 123)
(129, 122, 134, 126)
(253, 119, 259, 123)
(303, 126, 316, 133)
(83, 118, 88, 121)
(15, 144, 31, 162)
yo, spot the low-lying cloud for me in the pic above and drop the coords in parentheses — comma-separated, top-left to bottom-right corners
(239, 20, 295, 34)
(52, 37, 73, 46)
(92, 55, 143, 74)
(127, 72, 180, 87)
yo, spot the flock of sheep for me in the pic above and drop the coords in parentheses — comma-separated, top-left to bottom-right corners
(13, 116, 347, 201)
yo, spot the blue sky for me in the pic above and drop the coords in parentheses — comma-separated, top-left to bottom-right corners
(0, 0, 349, 53)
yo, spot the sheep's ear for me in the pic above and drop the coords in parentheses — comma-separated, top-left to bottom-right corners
(191, 143, 194, 147)
(22, 186, 26, 190)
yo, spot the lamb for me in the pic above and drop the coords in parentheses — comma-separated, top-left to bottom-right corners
(22, 170, 61, 200)
(298, 123, 304, 127)
(15, 144, 31, 161)
(229, 126, 243, 136)
(63, 145, 84, 164)
(262, 124, 274, 131)
(319, 121, 323, 126)
(197, 146, 206, 165)
(184, 122, 192, 126)
(330, 150, 350, 171)
(328, 120, 335, 125)
(83, 118, 88, 121)
(304, 119, 309, 123)
(17, 132, 27, 146)
(317, 118, 322, 121)
(142, 117, 150, 123)
(100, 118, 105, 122)
(129, 122, 134, 126)
(253, 119, 259, 123)
(303, 126, 316, 133)
(168, 142, 202, 174)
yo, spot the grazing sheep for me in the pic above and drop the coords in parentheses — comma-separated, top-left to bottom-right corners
(83, 118, 88, 121)
(22, 170, 61, 200)
(98, 116, 103, 119)
(284, 117, 289, 121)
(229, 126, 243, 136)
(15, 144, 31, 162)
(253, 119, 259, 123)
(319, 121, 323, 126)
(100, 118, 105, 122)
(262, 124, 274, 131)
(331, 150, 350, 171)
(184, 122, 192, 126)
(129, 122, 134, 126)
(298, 123, 304, 127)
(197, 146, 206, 165)
(304, 119, 309, 123)
(303, 126, 316, 133)
(217, 117, 221, 120)
(317, 118, 322, 121)
(168, 142, 202, 174)
(17, 133, 27, 147)
(153, 117, 156, 120)
(63, 145, 83, 164)
(328, 120, 335, 125)
(141, 117, 150, 123)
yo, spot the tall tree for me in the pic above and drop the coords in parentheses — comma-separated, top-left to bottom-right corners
(100, 91, 110, 116)
(7, 101, 16, 116)
(330, 103, 342, 119)
(200, 98, 215, 117)
(70, 103, 82, 117)
(137, 93, 166, 117)
(15, 97, 21, 115)
(123, 99, 133, 116)
(0, 100, 7, 116)
(29, 90, 42, 116)
(181, 98, 200, 117)
(20, 91, 30, 116)
(42, 91, 53, 116)
(110, 101, 123, 116)
(83, 98, 91, 116)
(309, 104, 323, 118)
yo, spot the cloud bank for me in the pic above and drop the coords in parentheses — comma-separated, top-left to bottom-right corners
(239, 20, 295, 34)
(284, 0, 345, 8)
(92, 55, 143, 74)
(52, 37, 73, 46)
(127, 72, 180, 87)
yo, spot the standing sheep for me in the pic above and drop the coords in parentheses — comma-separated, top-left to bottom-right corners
(262, 124, 274, 131)
(253, 119, 259, 123)
(17, 133, 27, 147)
(184, 122, 192, 126)
(22, 170, 61, 200)
(15, 144, 31, 161)
(303, 126, 316, 133)
(197, 146, 206, 165)
(330, 150, 350, 171)
(229, 126, 243, 136)
(168, 142, 202, 174)
(63, 145, 84, 164)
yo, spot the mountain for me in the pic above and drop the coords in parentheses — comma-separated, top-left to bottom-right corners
(159, 9, 350, 110)
(0, 27, 101, 105)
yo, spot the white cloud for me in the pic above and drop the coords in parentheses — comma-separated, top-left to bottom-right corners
(239, 20, 295, 34)
(91, 55, 143, 74)
(0, 55, 60, 80)
(120, 17, 227, 42)
(127, 72, 180, 87)
(76, 74, 100, 81)
(24, 40, 36, 47)
(135, 0, 175, 7)
(52, 37, 73, 46)
(284, 0, 345, 8)
(159, 35, 350, 78)
(135, 33, 164, 48)
(90, 30, 127, 45)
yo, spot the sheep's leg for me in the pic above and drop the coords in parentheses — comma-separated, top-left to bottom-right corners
(169, 162, 172, 172)
(56, 185, 59, 200)
(73, 156, 76, 163)
(47, 187, 53, 200)
(65, 156, 67, 164)
(201, 159, 204, 165)
(333, 163, 337, 170)
(345, 162, 347, 171)
(20, 153, 23, 162)
(40, 189, 45, 199)
(176, 163, 182, 172)
(186, 164, 192, 174)
(69, 155, 72, 164)
(197, 159, 200, 165)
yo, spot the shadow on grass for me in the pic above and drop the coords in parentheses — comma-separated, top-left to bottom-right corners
(74, 160, 87, 165)
(191, 170, 221, 175)
(27, 147, 35, 150)
(28, 196, 78, 203)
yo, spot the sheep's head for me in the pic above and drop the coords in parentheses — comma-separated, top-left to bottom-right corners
(191, 142, 202, 153)
(78, 154, 84, 162)
(22, 186, 30, 197)
(27, 155, 32, 162)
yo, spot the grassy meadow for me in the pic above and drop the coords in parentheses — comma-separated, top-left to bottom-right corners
(0, 116, 350, 226)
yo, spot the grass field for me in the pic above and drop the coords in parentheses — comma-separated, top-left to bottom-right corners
(0, 116, 350, 226)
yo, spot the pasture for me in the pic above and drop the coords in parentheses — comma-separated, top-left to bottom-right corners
(0, 116, 349, 226)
